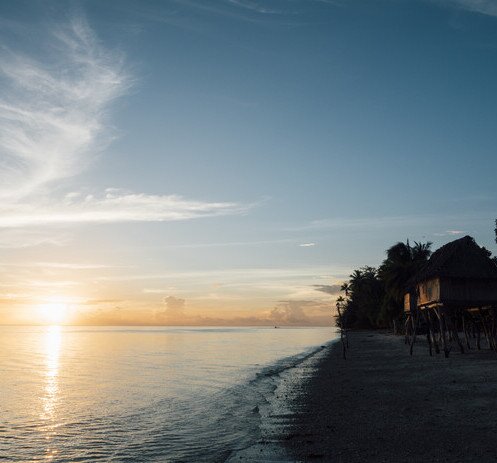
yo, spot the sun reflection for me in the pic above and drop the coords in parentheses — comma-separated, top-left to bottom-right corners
(41, 325, 62, 460)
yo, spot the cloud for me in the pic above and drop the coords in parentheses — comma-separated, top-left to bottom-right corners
(163, 296, 187, 316)
(0, 17, 129, 201)
(143, 288, 176, 294)
(294, 216, 429, 231)
(299, 242, 316, 247)
(81, 299, 123, 305)
(442, 0, 497, 17)
(125, 0, 325, 30)
(0, 229, 70, 248)
(0, 261, 118, 269)
(270, 300, 312, 324)
(313, 284, 342, 295)
(156, 296, 187, 322)
(292, 213, 489, 234)
(157, 238, 295, 249)
(151, 293, 334, 326)
(268, 299, 332, 325)
(96, 266, 339, 283)
(226, 0, 283, 14)
(433, 229, 466, 237)
(0, 17, 245, 230)
(0, 189, 246, 227)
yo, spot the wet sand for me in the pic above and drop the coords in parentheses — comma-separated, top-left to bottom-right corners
(285, 331, 497, 462)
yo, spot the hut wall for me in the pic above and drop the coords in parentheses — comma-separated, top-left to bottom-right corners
(417, 277, 440, 306)
(439, 277, 497, 304)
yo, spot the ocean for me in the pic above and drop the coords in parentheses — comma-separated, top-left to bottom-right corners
(0, 326, 337, 462)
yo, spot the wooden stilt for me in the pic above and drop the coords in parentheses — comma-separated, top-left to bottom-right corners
(428, 310, 440, 354)
(475, 320, 481, 350)
(462, 312, 471, 350)
(435, 307, 450, 358)
(405, 314, 411, 345)
(422, 310, 433, 356)
(489, 307, 497, 352)
(409, 310, 420, 356)
(446, 307, 464, 354)
(478, 308, 493, 351)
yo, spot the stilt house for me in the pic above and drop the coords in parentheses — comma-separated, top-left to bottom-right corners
(404, 235, 497, 356)
(404, 235, 497, 312)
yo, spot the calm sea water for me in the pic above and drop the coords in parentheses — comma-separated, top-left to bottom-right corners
(0, 326, 337, 462)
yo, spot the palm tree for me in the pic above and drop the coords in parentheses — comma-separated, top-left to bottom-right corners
(378, 240, 432, 332)
(340, 266, 384, 329)
(340, 282, 350, 298)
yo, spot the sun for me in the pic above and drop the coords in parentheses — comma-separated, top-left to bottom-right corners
(38, 301, 68, 325)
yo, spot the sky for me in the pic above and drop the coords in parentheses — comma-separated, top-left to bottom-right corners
(0, 0, 496, 325)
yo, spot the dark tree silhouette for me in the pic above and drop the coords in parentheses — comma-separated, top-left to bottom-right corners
(338, 266, 385, 329)
(377, 240, 432, 333)
(337, 240, 432, 333)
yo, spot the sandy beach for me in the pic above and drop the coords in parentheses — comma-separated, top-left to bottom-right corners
(285, 331, 497, 462)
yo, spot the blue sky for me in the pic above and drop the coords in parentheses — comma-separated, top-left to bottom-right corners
(0, 0, 496, 325)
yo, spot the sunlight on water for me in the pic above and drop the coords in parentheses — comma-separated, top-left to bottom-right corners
(0, 326, 337, 462)
(41, 326, 61, 460)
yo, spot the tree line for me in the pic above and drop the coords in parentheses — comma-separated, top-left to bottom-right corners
(336, 224, 497, 334)
(335, 241, 432, 334)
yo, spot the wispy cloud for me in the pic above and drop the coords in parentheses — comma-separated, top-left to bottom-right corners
(0, 261, 122, 270)
(129, 0, 311, 28)
(447, 229, 466, 235)
(0, 17, 129, 200)
(0, 188, 246, 228)
(143, 288, 177, 294)
(226, 0, 283, 15)
(153, 238, 296, 249)
(0, 229, 70, 248)
(299, 242, 316, 247)
(293, 213, 489, 232)
(443, 0, 497, 17)
(433, 229, 467, 237)
(0, 16, 246, 232)
(313, 284, 342, 295)
(96, 266, 340, 282)
(294, 215, 430, 231)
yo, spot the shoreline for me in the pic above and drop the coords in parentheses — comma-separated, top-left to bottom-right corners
(226, 338, 338, 463)
(285, 331, 497, 462)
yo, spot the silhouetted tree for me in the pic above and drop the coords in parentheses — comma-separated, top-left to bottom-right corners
(377, 240, 432, 332)
(339, 266, 385, 329)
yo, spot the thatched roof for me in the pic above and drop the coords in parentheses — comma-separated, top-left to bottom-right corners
(412, 235, 497, 283)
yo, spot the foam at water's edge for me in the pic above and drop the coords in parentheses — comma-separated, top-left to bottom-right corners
(225, 338, 339, 462)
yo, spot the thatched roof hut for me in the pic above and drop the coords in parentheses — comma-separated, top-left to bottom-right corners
(404, 236, 497, 311)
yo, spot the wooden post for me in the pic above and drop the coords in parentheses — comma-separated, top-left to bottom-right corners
(491, 309, 496, 350)
(462, 311, 471, 350)
(405, 314, 411, 345)
(409, 309, 420, 356)
(422, 310, 433, 356)
(435, 307, 450, 358)
(446, 307, 464, 354)
(478, 308, 493, 351)
(475, 320, 481, 350)
(335, 297, 347, 360)
(428, 309, 440, 354)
